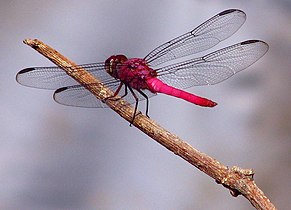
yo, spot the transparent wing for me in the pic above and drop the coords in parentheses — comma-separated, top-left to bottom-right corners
(53, 83, 156, 108)
(144, 9, 246, 66)
(16, 62, 113, 89)
(157, 40, 269, 88)
(16, 61, 157, 108)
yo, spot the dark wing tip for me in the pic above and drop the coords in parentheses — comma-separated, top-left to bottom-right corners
(241, 40, 269, 47)
(241, 40, 269, 54)
(219, 9, 245, 16)
(16, 68, 36, 83)
(54, 87, 68, 94)
(17, 67, 35, 74)
(53, 87, 68, 103)
(241, 40, 260, 45)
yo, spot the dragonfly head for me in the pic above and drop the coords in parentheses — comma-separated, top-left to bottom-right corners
(105, 54, 128, 78)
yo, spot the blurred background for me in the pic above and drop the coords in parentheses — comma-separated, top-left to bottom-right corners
(0, 0, 290, 209)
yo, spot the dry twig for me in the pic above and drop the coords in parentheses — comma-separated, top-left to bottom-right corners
(23, 38, 276, 210)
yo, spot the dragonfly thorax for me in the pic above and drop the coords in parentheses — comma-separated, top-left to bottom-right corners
(117, 58, 157, 90)
(105, 55, 157, 90)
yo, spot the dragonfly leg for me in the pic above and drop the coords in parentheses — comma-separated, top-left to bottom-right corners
(128, 86, 139, 126)
(137, 89, 150, 118)
(103, 83, 123, 103)
(119, 85, 128, 99)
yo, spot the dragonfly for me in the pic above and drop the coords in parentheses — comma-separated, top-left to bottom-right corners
(16, 9, 269, 124)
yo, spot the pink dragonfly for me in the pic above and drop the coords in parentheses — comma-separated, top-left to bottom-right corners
(16, 9, 268, 124)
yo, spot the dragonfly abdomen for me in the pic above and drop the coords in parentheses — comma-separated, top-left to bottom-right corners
(146, 78, 217, 107)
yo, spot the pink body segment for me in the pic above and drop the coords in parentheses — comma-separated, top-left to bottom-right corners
(117, 58, 217, 108)
(146, 77, 217, 107)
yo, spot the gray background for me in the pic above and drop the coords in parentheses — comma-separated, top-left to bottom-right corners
(1, 0, 290, 209)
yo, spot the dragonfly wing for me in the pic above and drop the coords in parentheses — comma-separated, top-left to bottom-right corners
(144, 9, 246, 66)
(16, 63, 112, 90)
(54, 85, 108, 108)
(53, 83, 157, 108)
(157, 40, 269, 88)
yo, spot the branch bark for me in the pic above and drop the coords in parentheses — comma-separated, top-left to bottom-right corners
(23, 38, 276, 210)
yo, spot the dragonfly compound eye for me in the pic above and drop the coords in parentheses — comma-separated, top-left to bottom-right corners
(105, 54, 128, 78)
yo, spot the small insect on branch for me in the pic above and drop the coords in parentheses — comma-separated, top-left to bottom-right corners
(23, 39, 276, 210)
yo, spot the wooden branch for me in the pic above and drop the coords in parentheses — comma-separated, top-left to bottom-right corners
(23, 39, 276, 210)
